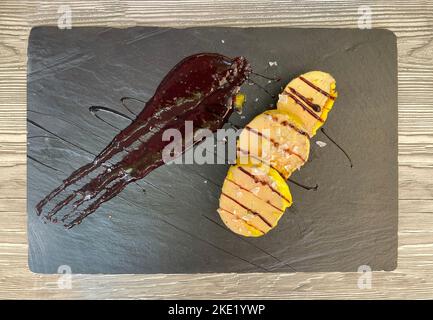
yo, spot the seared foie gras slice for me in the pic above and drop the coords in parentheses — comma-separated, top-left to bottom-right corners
(277, 71, 337, 137)
(237, 110, 310, 179)
(218, 164, 292, 237)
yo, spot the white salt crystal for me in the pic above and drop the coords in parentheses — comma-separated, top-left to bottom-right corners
(316, 141, 327, 148)
(252, 168, 261, 175)
(278, 94, 288, 103)
(251, 187, 260, 195)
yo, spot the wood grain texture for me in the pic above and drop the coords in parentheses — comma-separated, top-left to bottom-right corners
(0, 0, 432, 299)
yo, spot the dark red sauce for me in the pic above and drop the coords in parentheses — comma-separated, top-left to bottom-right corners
(36, 53, 251, 228)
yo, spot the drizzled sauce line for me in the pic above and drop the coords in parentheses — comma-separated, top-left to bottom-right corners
(288, 178, 318, 191)
(237, 148, 318, 192)
(320, 128, 353, 168)
(244, 126, 306, 162)
(218, 208, 265, 234)
(299, 76, 335, 100)
(89, 105, 132, 131)
(221, 192, 273, 228)
(268, 115, 309, 138)
(250, 71, 281, 82)
(226, 178, 284, 212)
(237, 166, 292, 203)
(236, 147, 280, 173)
(282, 90, 324, 123)
(120, 96, 147, 117)
(287, 87, 321, 112)
(247, 79, 276, 98)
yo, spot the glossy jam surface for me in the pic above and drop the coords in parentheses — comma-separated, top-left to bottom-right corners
(36, 53, 251, 228)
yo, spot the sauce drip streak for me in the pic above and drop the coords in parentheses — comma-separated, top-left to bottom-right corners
(36, 53, 251, 228)
(320, 128, 353, 168)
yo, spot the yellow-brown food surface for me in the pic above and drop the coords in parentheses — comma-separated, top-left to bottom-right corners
(218, 164, 292, 237)
(237, 110, 310, 179)
(218, 71, 337, 237)
(277, 71, 337, 137)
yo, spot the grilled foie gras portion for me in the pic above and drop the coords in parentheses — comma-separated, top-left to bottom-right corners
(277, 71, 337, 137)
(218, 164, 292, 237)
(237, 110, 310, 179)
(219, 71, 337, 237)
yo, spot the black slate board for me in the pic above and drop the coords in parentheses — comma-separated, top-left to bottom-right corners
(27, 27, 398, 274)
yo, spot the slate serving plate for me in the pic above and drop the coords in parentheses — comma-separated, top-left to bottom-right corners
(27, 27, 398, 273)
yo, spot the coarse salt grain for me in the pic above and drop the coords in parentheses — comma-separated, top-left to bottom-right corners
(251, 187, 260, 195)
(316, 140, 327, 148)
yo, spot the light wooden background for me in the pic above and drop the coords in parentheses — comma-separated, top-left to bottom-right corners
(1, 0, 432, 299)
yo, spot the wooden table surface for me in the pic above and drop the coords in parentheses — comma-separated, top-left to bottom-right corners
(1, 0, 432, 299)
